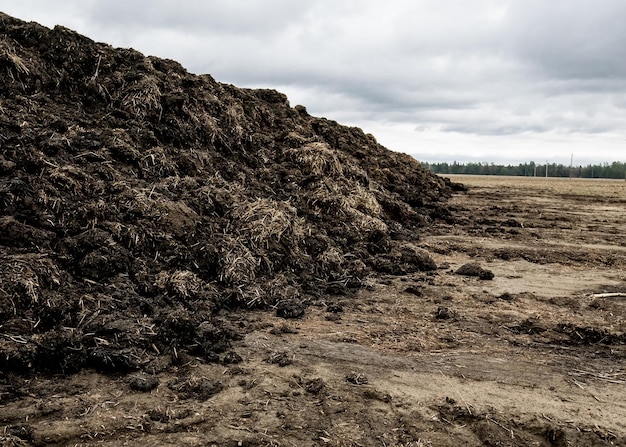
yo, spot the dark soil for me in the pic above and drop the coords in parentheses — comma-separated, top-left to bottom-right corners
(0, 12, 456, 375)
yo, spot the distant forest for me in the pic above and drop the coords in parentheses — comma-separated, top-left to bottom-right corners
(422, 161, 626, 179)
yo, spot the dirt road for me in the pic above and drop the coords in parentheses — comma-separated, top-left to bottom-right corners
(1, 175, 625, 446)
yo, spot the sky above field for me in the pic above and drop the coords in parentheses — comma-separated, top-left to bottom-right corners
(1, 1, 625, 165)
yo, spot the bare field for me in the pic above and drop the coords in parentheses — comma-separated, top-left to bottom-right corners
(2, 175, 625, 446)
(445, 174, 626, 198)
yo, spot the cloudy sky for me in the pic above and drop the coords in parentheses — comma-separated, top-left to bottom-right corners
(2, 1, 625, 165)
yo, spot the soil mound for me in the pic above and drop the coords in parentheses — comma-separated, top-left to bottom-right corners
(0, 12, 456, 374)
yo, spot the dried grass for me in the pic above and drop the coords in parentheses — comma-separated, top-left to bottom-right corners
(231, 198, 305, 248)
(283, 131, 308, 145)
(0, 38, 29, 76)
(121, 76, 162, 120)
(139, 147, 178, 177)
(197, 172, 247, 213)
(137, 176, 201, 212)
(307, 180, 387, 232)
(0, 254, 61, 304)
(49, 165, 88, 194)
(343, 183, 383, 216)
(315, 247, 368, 283)
(317, 247, 345, 269)
(224, 104, 245, 139)
(0, 434, 30, 447)
(5, 51, 29, 75)
(343, 162, 371, 184)
(182, 102, 220, 143)
(288, 142, 343, 176)
(106, 188, 166, 248)
(230, 276, 299, 307)
(155, 270, 208, 299)
(123, 188, 163, 219)
(264, 276, 299, 305)
(219, 235, 260, 285)
(345, 208, 388, 233)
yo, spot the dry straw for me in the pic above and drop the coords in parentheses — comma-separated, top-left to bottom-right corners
(231, 198, 305, 248)
(154, 270, 218, 300)
(219, 235, 260, 285)
(0, 254, 61, 304)
(306, 179, 387, 233)
(139, 147, 178, 177)
(0, 38, 29, 77)
(288, 142, 343, 176)
(231, 276, 299, 307)
(49, 165, 88, 194)
(120, 76, 163, 120)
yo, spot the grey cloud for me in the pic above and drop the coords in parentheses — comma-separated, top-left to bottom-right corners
(503, 1, 626, 80)
(1, 0, 626, 162)
(88, 0, 309, 36)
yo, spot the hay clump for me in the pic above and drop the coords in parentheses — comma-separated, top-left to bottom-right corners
(218, 235, 261, 286)
(119, 75, 163, 121)
(0, 254, 62, 305)
(0, 36, 29, 77)
(231, 198, 305, 248)
(155, 270, 208, 300)
(288, 142, 343, 176)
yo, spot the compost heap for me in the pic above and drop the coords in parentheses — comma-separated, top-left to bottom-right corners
(0, 12, 458, 375)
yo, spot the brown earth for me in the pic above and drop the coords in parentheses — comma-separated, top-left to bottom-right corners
(2, 175, 625, 446)
(1, 12, 626, 447)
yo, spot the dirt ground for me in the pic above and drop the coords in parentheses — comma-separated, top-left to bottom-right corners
(1, 174, 624, 446)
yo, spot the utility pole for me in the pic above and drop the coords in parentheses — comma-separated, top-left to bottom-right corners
(545, 160, 548, 178)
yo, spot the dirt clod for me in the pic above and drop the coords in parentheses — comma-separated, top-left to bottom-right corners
(167, 375, 223, 400)
(276, 300, 307, 319)
(404, 285, 424, 296)
(362, 389, 392, 402)
(435, 306, 459, 320)
(498, 292, 515, 301)
(265, 351, 293, 367)
(268, 323, 298, 336)
(304, 378, 326, 395)
(325, 313, 342, 322)
(456, 262, 495, 280)
(345, 372, 369, 385)
(222, 351, 243, 365)
(326, 304, 344, 313)
(129, 373, 159, 392)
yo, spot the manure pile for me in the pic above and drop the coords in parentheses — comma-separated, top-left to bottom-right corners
(0, 13, 458, 374)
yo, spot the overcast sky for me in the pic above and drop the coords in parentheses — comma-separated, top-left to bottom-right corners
(2, 1, 625, 165)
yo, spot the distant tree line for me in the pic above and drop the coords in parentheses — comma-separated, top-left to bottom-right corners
(421, 161, 626, 179)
